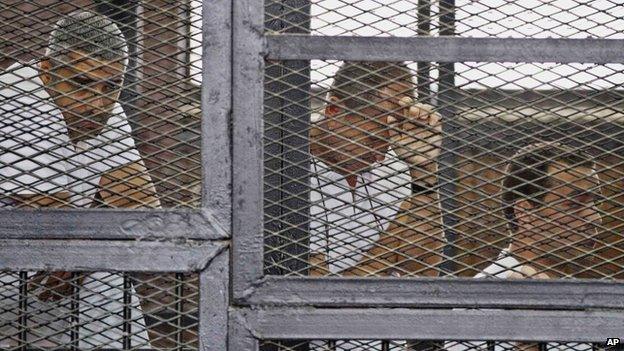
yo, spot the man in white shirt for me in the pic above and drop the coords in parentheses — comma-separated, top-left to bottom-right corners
(447, 142, 604, 351)
(308, 61, 445, 350)
(309, 61, 445, 280)
(0, 11, 159, 348)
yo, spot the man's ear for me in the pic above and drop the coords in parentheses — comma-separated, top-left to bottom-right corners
(514, 199, 534, 226)
(39, 59, 52, 86)
(324, 95, 341, 117)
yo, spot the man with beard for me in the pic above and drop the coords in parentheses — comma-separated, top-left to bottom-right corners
(0, 11, 158, 348)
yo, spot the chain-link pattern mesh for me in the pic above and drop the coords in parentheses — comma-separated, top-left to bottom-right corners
(261, 340, 623, 351)
(266, 0, 624, 38)
(264, 56, 624, 278)
(0, 271, 199, 350)
(1, 0, 202, 208)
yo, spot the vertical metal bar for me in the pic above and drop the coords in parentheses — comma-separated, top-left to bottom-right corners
(487, 341, 496, 351)
(264, 3, 310, 351)
(381, 340, 390, 351)
(123, 273, 131, 350)
(437, 0, 460, 276)
(232, 0, 266, 299)
(18, 271, 27, 351)
(417, 0, 432, 104)
(70, 273, 80, 351)
(199, 249, 229, 351)
(229, 309, 259, 351)
(203, 0, 232, 223)
(264, 0, 311, 278)
(176, 273, 185, 351)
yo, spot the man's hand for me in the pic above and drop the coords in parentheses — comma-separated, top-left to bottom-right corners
(388, 98, 442, 169)
(507, 264, 551, 279)
(28, 272, 86, 302)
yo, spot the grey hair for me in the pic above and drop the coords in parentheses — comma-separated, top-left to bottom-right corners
(45, 11, 128, 70)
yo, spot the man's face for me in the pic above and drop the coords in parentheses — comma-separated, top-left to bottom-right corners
(312, 83, 405, 175)
(515, 161, 603, 262)
(40, 51, 124, 143)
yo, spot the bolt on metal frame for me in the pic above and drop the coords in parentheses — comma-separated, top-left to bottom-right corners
(231, 0, 624, 348)
(0, 0, 231, 350)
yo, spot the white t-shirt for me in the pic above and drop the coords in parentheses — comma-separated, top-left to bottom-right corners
(309, 154, 411, 351)
(0, 61, 148, 348)
(310, 153, 411, 274)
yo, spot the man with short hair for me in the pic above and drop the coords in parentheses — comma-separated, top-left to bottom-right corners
(1, 11, 158, 348)
(309, 61, 445, 350)
(447, 142, 603, 351)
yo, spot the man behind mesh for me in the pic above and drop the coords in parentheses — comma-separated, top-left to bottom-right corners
(446, 142, 604, 351)
(0, 11, 159, 348)
(308, 61, 445, 350)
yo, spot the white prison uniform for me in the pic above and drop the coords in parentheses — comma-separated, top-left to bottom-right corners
(444, 250, 592, 351)
(0, 62, 149, 348)
(309, 154, 410, 351)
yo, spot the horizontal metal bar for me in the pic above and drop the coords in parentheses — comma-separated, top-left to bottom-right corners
(0, 208, 228, 240)
(237, 307, 624, 342)
(266, 36, 624, 63)
(238, 276, 624, 309)
(0, 239, 228, 272)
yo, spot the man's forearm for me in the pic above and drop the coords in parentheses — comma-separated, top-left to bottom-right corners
(98, 161, 161, 209)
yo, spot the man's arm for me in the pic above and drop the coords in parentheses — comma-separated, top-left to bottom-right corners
(97, 161, 160, 208)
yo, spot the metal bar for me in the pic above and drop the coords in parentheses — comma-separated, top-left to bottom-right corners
(265, 36, 624, 63)
(18, 271, 27, 351)
(381, 340, 390, 351)
(71, 273, 80, 351)
(0, 208, 228, 240)
(0, 239, 228, 272)
(232, 0, 266, 300)
(416, 0, 432, 104)
(437, 0, 460, 276)
(229, 308, 260, 351)
(198, 249, 229, 351)
(123, 273, 131, 350)
(240, 307, 624, 342)
(264, 0, 311, 279)
(239, 276, 624, 309)
(202, 0, 232, 224)
(176, 273, 184, 351)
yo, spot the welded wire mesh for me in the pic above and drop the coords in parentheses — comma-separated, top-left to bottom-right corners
(0, 271, 199, 350)
(1, 0, 202, 208)
(265, 0, 624, 38)
(261, 339, 623, 351)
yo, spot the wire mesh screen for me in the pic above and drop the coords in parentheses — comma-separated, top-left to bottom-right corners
(0, 271, 199, 350)
(263, 57, 624, 279)
(261, 339, 624, 351)
(265, 0, 624, 38)
(1, 0, 202, 208)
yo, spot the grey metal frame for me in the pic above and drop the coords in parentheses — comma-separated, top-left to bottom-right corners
(231, 0, 624, 347)
(0, 0, 231, 350)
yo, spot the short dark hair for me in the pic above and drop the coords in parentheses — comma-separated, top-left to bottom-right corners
(502, 142, 595, 232)
(330, 61, 415, 110)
